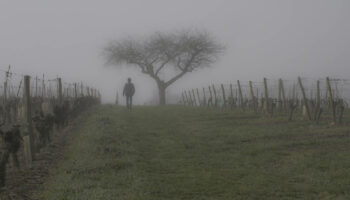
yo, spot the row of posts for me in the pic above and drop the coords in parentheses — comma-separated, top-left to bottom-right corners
(182, 77, 338, 123)
(182, 78, 277, 110)
(13, 76, 100, 167)
(30, 77, 100, 100)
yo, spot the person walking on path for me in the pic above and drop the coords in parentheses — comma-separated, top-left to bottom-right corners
(123, 78, 135, 110)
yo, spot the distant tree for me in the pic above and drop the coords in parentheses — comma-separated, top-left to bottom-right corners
(103, 30, 224, 105)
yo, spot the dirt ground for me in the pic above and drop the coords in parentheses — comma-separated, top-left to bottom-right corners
(0, 124, 75, 200)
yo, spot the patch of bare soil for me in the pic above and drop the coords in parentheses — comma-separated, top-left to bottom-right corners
(0, 124, 76, 200)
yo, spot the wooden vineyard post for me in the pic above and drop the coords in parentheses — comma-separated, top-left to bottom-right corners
(3, 66, 11, 123)
(184, 91, 189, 106)
(58, 78, 63, 105)
(3, 81, 7, 123)
(278, 79, 282, 111)
(23, 136, 32, 167)
(208, 86, 213, 107)
(230, 84, 234, 109)
(35, 76, 38, 97)
(3, 80, 6, 110)
(189, 90, 194, 106)
(280, 79, 287, 111)
(212, 85, 217, 107)
(263, 78, 269, 114)
(202, 88, 207, 107)
(235, 88, 238, 108)
(187, 90, 193, 106)
(181, 92, 186, 106)
(81, 83, 84, 97)
(237, 80, 244, 110)
(74, 83, 78, 99)
(3, 82, 7, 106)
(41, 74, 46, 98)
(249, 81, 256, 111)
(47, 82, 51, 98)
(186, 91, 191, 106)
(76, 83, 79, 97)
(188, 90, 196, 106)
(326, 77, 336, 124)
(65, 86, 68, 98)
(191, 89, 197, 106)
(23, 75, 35, 165)
(256, 88, 260, 110)
(298, 77, 312, 120)
(68, 85, 71, 98)
(315, 80, 321, 120)
(186, 91, 190, 106)
(196, 88, 201, 106)
(221, 84, 226, 108)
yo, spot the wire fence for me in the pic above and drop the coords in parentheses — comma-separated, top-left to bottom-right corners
(0, 65, 101, 188)
(180, 77, 350, 124)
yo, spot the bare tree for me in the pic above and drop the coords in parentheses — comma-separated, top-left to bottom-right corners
(103, 30, 224, 105)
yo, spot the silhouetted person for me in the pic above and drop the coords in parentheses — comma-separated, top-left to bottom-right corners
(123, 78, 135, 110)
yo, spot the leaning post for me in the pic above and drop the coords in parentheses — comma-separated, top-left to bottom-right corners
(184, 91, 189, 106)
(221, 84, 226, 108)
(192, 89, 197, 106)
(237, 80, 244, 110)
(298, 77, 312, 120)
(249, 81, 256, 111)
(181, 92, 186, 106)
(196, 88, 201, 106)
(187, 90, 193, 106)
(208, 86, 213, 107)
(280, 79, 287, 111)
(212, 84, 217, 107)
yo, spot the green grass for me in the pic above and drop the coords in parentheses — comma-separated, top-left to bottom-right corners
(38, 105, 350, 200)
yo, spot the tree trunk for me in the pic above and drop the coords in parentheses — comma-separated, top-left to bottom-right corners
(158, 83, 166, 105)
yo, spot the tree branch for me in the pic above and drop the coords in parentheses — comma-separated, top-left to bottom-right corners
(165, 49, 202, 87)
(165, 70, 187, 87)
(155, 59, 171, 76)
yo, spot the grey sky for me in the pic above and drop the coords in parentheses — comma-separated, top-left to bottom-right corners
(0, 0, 349, 104)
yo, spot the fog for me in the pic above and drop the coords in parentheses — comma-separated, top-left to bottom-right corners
(0, 0, 349, 104)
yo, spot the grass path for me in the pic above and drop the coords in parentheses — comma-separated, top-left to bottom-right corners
(38, 105, 350, 199)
